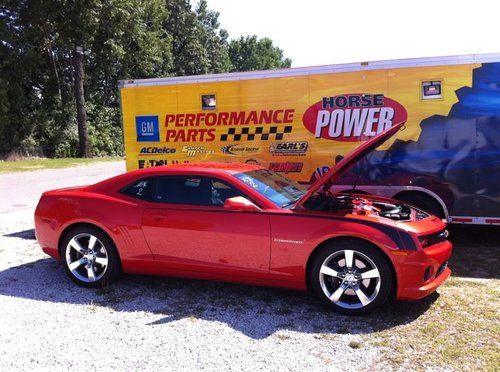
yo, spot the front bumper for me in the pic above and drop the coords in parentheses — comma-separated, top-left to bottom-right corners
(410, 267, 452, 299)
(396, 240, 453, 300)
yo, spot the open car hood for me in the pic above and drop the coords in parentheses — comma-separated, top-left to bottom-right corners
(296, 121, 405, 207)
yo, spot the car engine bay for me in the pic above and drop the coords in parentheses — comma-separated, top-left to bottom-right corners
(302, 192, 428, 221)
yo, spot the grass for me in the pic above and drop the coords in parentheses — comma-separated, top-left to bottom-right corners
(0, 156, 123, 173)
(314, 333, 336, 341)
(348, 340, 362, 349)
(86, 300, 98, 313)
(369, 225, 500, 371)
(372, 277, 499, 370)
(275, 333, 291, 341)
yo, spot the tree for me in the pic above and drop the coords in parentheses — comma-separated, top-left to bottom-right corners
(0, 0, 292, 159)
(0, 0, 172, 157)
(87, 0, 172, 106)
(73, 46, 88, 157)
(195, 0, 231, 73)
(164, 0, 230, 76)
(228, 35, 291, 72)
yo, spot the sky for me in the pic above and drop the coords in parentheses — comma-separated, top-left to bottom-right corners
(207, 0, 500, 67)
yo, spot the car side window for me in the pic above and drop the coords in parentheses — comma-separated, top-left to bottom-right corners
(121, 178, 154, 201)
(210, 179, 243, 205)
(154, 176, 244, 206)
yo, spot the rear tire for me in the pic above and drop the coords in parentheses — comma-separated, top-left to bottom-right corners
(309, 239, 392, 315)
(61, 226, 121, 288)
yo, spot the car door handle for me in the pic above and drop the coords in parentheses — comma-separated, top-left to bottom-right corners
(151, 213, 167, 221)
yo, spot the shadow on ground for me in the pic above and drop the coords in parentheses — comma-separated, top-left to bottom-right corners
(448, 225, 500, 279)
(4, 229, 35, 240)
(2, 225, 496, 338)
(0, 257, 438, 339)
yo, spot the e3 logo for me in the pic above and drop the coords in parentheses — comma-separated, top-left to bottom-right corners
(135, 115, 159, 142)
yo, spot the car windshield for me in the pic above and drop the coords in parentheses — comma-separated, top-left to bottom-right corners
(234, 169, 306, 208)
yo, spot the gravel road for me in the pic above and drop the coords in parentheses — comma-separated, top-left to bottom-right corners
(0, 162, 441, 371)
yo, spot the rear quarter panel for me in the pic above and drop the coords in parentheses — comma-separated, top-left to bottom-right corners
(35, 191, 153, 271)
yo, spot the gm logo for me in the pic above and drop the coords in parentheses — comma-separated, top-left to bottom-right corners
(136, 115, 159, 142)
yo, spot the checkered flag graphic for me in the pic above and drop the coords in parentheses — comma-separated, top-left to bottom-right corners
(220, 126, 293, 141)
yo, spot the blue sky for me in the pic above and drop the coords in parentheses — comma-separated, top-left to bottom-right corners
(207, 0, 499, 67)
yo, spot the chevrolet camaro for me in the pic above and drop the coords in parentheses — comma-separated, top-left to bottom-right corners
(35, 123, 452, 314)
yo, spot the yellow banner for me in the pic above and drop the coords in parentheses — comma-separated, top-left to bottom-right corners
(120, 63, 475, 182)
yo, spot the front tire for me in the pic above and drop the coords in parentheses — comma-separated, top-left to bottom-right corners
(61, 226, 121, 288)
(310, 239, 392, 315)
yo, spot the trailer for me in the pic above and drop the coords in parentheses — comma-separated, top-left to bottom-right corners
(119, 53, 500, 225)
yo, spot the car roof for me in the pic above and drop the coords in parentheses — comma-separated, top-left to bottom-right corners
(134, 162, 263, 175)
(88, 162, 263, 193)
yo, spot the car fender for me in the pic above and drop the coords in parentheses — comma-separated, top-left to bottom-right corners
(269, 214, 407, 288)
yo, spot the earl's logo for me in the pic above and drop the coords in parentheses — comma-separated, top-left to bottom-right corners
(302, 94, 407, 141)
(136, 115, 160, 142)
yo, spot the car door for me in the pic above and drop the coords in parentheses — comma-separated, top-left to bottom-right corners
(141, 175, 271, 279)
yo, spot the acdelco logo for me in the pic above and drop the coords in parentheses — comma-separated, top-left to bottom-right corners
(139, 147, 176, 155)
(302, 94, 407, 141)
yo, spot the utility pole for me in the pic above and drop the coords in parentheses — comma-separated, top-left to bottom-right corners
(74, 45, 89, 158)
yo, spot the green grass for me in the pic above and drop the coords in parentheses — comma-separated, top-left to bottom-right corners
(0, 156, 123, 173)
(371, 277, 500, 371)
(368, 226, 500, 371)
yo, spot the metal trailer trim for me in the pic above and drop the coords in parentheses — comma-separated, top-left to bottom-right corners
(449, 216, 500, 225)
(118, 53, 500, 88)
(117, 86, 126, 160)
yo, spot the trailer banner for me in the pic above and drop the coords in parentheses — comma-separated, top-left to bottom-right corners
(120, 57, 500, 222)
(302, 94, 408, 141)
(120, 62, 472, 179)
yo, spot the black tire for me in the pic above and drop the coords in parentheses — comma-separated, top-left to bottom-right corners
(61, 226, 122, 288)
(396, 193, 444, 219)
(309, 239, 393, 315)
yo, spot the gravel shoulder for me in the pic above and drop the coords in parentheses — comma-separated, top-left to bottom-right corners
(0, 163, 498, 371)
(0, 215, 383, 371)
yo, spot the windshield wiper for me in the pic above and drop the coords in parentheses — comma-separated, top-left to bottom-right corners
(282, 195, 303, 208)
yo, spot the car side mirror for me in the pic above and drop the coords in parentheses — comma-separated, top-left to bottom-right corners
(223, 196, 261, 212)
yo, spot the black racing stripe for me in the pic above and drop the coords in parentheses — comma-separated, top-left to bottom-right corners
(286, 213, 418, 251)
(396, 229, 418, 251)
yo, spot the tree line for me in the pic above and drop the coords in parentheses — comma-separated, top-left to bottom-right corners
(0, 0, 291, 158)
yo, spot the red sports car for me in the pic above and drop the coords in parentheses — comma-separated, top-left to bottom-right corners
(35, 123, 452, 314)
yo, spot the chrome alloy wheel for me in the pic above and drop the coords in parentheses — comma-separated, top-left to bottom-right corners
(65, 233, 108, 283)
(319, 249, 381, 310)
